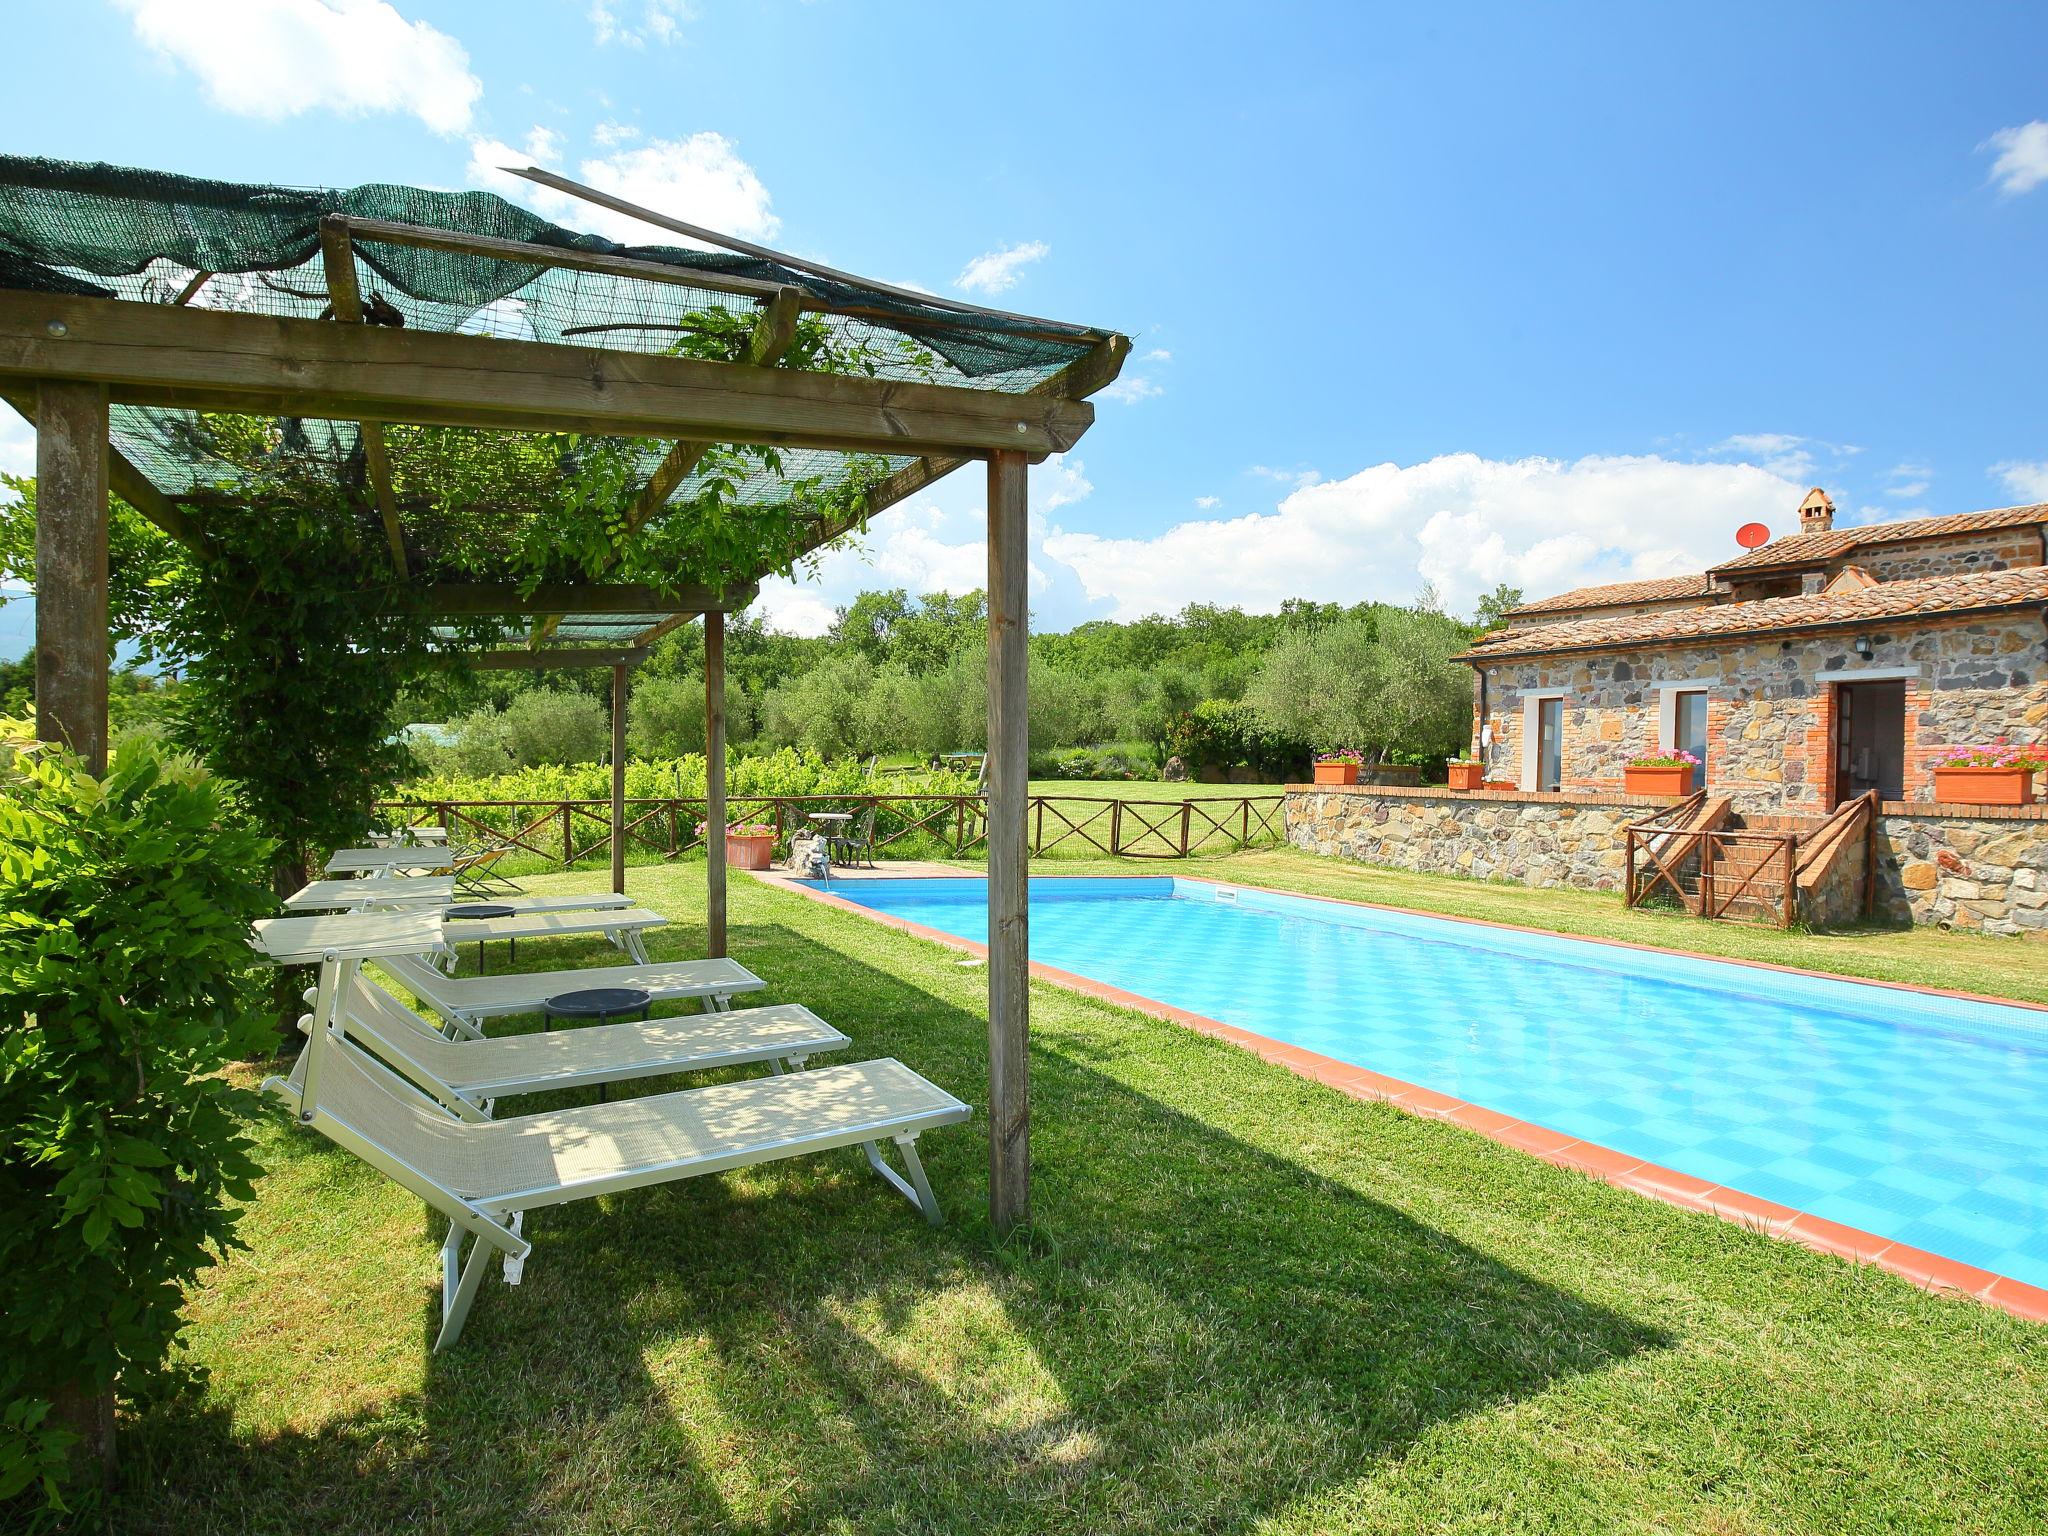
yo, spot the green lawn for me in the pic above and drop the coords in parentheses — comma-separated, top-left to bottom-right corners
(123, 857, 2046, 1533)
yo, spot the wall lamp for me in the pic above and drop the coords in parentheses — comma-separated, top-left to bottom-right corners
(1853, 635, 1875, 661)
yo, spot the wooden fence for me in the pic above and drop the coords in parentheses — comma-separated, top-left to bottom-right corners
(376, 792, 1285, 868)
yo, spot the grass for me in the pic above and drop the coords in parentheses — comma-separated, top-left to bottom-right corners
(114, 857, 2048, 1533)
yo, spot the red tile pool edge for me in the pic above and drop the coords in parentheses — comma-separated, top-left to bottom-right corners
(765, 872, 2048, 1326)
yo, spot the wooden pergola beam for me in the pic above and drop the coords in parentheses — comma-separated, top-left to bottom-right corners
(378, 581, 753, 616)
(0, 292, 1096, 458)
(33, 382, 110, 775)
(318, 218, 408, 578)
(472, 647, 649, 669)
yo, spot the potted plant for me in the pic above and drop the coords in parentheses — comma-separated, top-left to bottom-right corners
(1446, 758, 1484, 791)
(701, 820, 779, 870)
(1313, 749, 1364, 786)
(1931, 742, 2044, 807)
(1623, 750, 1698, 797)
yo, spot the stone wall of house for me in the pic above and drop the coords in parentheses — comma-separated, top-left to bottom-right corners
(1503, 596, 1712, 631)
(1855, 530, 2042, 584)
(1475, 612, 2048, 811)
(1876, 806, 2048, 936)
(1284, 785, 2048, 937)
(1284, 785, 1677, 892)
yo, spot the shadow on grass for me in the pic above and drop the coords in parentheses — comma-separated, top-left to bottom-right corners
(120, 917, 1668, 1535)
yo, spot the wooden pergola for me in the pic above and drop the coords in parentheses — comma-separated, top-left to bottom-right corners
(0, 159, 1130, 1232)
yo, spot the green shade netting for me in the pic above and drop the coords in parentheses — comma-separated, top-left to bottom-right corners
(0, 157, 1104, 600)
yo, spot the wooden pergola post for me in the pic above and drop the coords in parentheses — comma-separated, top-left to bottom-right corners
(704, 611, 728, 958)
(985, 450, 1030, 1233)
(33, 381, 110, 775)
(610, 663, 628, 895)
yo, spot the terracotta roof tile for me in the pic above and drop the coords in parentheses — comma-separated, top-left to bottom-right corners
(1709, 504, 2048, 574)
(1507, 572, 1716, 617)
(1460, 567, 2048, 661)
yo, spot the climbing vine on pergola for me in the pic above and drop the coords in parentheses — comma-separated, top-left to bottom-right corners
(0, 153, 1131, 1234)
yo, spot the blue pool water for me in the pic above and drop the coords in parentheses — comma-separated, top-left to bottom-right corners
(815, 876, 2048, 1287)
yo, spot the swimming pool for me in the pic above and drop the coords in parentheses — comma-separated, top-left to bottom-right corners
(809, 875, 2048, 1292)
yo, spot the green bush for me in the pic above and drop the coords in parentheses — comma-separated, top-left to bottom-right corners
(499, 689, 609, 768)
(627, 673, 708, 758)
(1030, 744, 1158, 780)
(0, 735, 275, 1511)
(1160, 699, 1309, 778)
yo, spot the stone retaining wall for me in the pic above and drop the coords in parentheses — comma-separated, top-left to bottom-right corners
(1876, 806, 2048, 935)
(1285, 784, 2048, 936)
(1284, 784, 1678, 893)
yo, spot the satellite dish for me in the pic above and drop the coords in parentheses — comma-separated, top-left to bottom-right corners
(1736, 522, 1771, 550)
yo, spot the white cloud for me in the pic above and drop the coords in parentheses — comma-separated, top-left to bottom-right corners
(1041, 452, 1803, 622)
(1710, 432, 1817, 481)
(115, 0, 481, 134)
(1194, 495, 1221, 509)
(1883, 460, 1932, 499)
(1992, 459, 2048, 502)
(592, 119, 641, 147)
(590, 0, 690, 47)
(1250, 464, 1322, 490)
(1985, 121, 2048, 196)
(1038, 454, 1093, 512)
(1098, 375, 1163, 405)
(469, 131, 778, 245)
(1142, 347, 1173, 362)
(956, 241, 1050, 295)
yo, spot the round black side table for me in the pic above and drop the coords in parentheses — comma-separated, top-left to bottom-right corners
(444, 902, 515, 972)
(541, 986, 654, 1102)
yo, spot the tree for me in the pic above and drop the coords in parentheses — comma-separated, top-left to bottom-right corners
(1246, 605, 1472, 762)
(499, 689, 609, 767)
(1473, 583, 1524, 630)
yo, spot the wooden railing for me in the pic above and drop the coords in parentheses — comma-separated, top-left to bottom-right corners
(1625, 789, 1880, 928)
(376, 792, 1285, 869)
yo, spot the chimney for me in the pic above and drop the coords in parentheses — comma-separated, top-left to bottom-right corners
(1798, 487, 1834, 534)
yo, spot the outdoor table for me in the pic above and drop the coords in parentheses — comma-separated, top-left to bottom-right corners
(444, 902, 516, 972)
(805, 811, 858, 868)
(284, 876, 459, 911)
(543, 986, 654, 1099)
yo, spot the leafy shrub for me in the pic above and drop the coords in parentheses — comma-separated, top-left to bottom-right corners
(0, 736, 274, 1511)
(499, 689, 609, 767)
(1160, 699, 1309, 778)
(1030, 744, 1157, 780)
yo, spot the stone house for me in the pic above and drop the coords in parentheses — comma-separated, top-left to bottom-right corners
(1460, 492, 2048, 811)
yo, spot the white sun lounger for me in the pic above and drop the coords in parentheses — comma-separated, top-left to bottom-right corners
(379, 951, 766, 1037)
(266, 1032, 972, 1348)
(286, 876, 461, 911)
(289, 882, 634, 920)
(438, 906, 666, 967)
(325, 847, 452, 876)
(330, 971, 849, 1118)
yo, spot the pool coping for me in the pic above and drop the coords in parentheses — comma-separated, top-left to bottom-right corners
(761, 868, 2048, 1325)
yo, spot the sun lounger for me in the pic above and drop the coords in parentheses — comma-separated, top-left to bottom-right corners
(330, 971, 849, 1117)
(379, 951, 765, 1037)
(325, 847, 452, 876)
(437, 906, 666, 967)
(286, 876, 461, 911)
(265, 1031, 971, 1348)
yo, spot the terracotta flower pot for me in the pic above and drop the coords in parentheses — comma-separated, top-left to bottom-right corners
(1624, 764, 1695, 797)
(1933, 766, 2036, 807)
(1446, 762, 1484, 791)
(726, 832, 776, 870)
(1313, 761, 1361, 786)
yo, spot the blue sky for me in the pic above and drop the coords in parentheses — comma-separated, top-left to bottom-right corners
(3, 0, 2046, 647)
